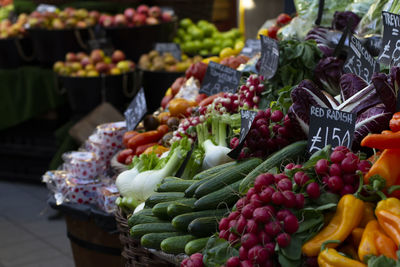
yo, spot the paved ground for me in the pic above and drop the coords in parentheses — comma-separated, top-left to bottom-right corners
(0, 180, 74, 267)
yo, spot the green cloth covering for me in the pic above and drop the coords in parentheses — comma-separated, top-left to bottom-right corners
(0, 66, 65, 130)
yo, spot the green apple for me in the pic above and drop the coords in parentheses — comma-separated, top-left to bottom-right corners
(221, 39, 233, 49)
(117, 61, 130, 73)
(202, 38, 214, 50)
(179, 18, 193, 29)
(211, 46, 220, 55)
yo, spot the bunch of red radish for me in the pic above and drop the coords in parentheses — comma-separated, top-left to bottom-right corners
(171, 115, 204, 143)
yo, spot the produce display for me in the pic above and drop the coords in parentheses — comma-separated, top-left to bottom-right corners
(0, 13, 27, 38)
(138, 50, 202, 72)
(53, 49, 135, 77)
(35, 0, 400, 266)
(99, 5, 172, 27)
(174, 18, 243, 57)
(27, 7, 99, 29)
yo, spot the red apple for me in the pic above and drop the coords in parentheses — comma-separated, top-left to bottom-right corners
(124, 8, 135, 21)
(101, 15, 114, 27)
(161, 12, 172, 22)
(90, 49, 104, 64)
(127, 60, 135, 70)
(95, 62, 109, 73)
(99, 14, 109, 25)
(146, 17, 159, 25)
(108, 63, 116, 69)
(65, 52, 77, 62)
(89, 10, 100, 21)
(137, 5, 149, 15)
(114, 14, 127, 26)
(80, 56, 91, 67)
(111, 50, 126, 63)
(133, 13, 146, 26)
(76, 52, 87, 61)
(148, 6, 161, 18)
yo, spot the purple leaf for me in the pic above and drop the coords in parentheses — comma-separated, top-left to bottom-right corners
(340, 73, 368, 102)
(332, 11, 360, 32)
(372, 71, 396, 112)
(314, 57, 344, 96)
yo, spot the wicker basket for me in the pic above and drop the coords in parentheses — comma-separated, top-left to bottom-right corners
(115, 207, 177, 267)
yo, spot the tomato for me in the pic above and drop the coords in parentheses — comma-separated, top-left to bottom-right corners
(185, 62, 208, 83)
(157, 124, 170, 135)
(161, 94, 173, 109)
(195, 93, 208, 104)
(171, 77, 186, 95)
(123, 131, 139, 147)
(268, 25, 279, 39)
(276, 13, 292, 26)
(168, 98, 196, 117)
(117, 148, 134, 164)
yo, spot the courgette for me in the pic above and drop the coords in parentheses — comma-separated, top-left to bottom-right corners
(185, 237, 209, 255)
(130, 223, 176, 239)
(145, 192, 185, 207)
(188, 217, 219, 237)
(128, 214, 167, 228)
(152, 198, 196, 219)
(156, 180, 196, 192)
(167, 201, 196, 218)
(193, 161, 237, 180)
(184, 175, 215, 197)
(161, 176, 183, 183)
(140, 232, 181, 249)
(160, 235, 197, 254)
(194, 180, 242, 211)
(172, 209, 228, 232)
(239, 141, 307, 193)
(194, 158, 262, 198)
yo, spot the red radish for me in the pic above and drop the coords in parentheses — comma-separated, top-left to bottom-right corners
(248, 245, 264, 262)
(306, 182, 320, 199)
(276, 209, 293, 221)
(264, 242, 275, 256)
(219, 218, 229, 231)
(229, 220, 237, 230)
(219, 229, 229, 240)
(274, 173, 288, 183)
(276, 233, 291, 248)
(242, 204, 256, 219)
(304, 257, 319, 267)
(345, 152, 359, 162)
(250, 194, 263, 207)
(264, 221, 281, 237)
(255, 247, 269, 264)
(271, 191, 284, 205)
(236, 197, 248, 212)
(340, 184, 355, 195)
(294, 164, 303, 169)
(241, 233, 259, 249)
(285, 163, 295, 170)
(334, 146, 350, 154)
(230, 137, 240, 149)
(181, 258, 189, 266)
(264, 205, 276, 217)
(284, 215, 299, 234)
(283, 191, 296, 208)
(341, 157, 358, 173)
(329, 163, 342, 176)
(240, 260, 253, 267)
(272, 124, 281, 134)
(228, 211, 240, 221)
(254, 173, 274, 192)
(294, 171, 310, 186)
(315, 159, 329, 175)
(236, 215, 247, 234)
(190, 253, 204, 267)
(239, 246, 248, 260)
(259, 231, 271, 244)
(295, 193, 305, 209)
(226, 256, 240, 267)
(328, 176, 344, 192)
(246, 188, 256, 200)
(277, 178, 292, 191)
(253, 207, 272, 223)
(343, 174, 357, 185)
(229, 233, 239, 244)
(358, 160, 371, 173)
(330, 151, 346, 163)
(259, 187, 274, 203)
(271, 110, 284, 122)
(258, 125, 270, 139)
(246, 219, 258, 234)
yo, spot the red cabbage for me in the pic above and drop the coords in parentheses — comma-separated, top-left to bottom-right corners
(332, 11, 360, 32)
(340, 73, 368, 102)
(315, 57, 344, 96)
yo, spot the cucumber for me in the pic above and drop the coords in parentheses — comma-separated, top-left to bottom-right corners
(145, 192, 185, 208)
(160, 235, 197, 254)
(140, 232, 181, 249)
(239, 141, 307, 193)
(128, 215, 167, 228)
(152, 198, 195, 219)
(156, 180, 196, 192)
(184, 175, 215, 197)
(185, 237, 209, 255)
(172, 209, 228, 232)
(188, 217, 220, 237)
(130, 223, 176, 239)
(167, 201, 196, 218)
(194, 180, 242, 211)
(194, 158, 262, 198)
(161, 176, 183, 183)
(132, 208, 153, 216)
(193, 161, 237, 180)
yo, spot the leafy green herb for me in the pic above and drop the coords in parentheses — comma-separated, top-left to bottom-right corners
(203, 235, 239, 267)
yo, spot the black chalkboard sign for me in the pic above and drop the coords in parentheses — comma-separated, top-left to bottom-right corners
(199, 61, 242, 95)
(307, 106, 355, 154)
(343, 33, 379, 83)
(228, 110, 257, 159)
(88, 38, 114, 57)
(241, 39, 262, 57)
(259, 35, 279, 79)
(154, 43, 182, 61)
(124, 88, 147, 131)
(378, 11, 400, 67)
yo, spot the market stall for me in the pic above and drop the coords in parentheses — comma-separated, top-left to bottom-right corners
(2, 0, 400, 266)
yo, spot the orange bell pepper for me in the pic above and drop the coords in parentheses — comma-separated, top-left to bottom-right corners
(351, 228, 364, 248)
(143, 145, 169, 156)
(390, 112, 400, 132)
(376, 198, 400, 247)
(364, 149, 400, 188)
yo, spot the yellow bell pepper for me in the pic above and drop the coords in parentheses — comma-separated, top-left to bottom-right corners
(359, 202, 376, 227)
(302, 195, 364, 257)
(318, 247, 367, 267)
(351, 228, 364, 248)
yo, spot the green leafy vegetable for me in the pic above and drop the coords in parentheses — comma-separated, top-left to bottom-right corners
(202, 235, 239, 267)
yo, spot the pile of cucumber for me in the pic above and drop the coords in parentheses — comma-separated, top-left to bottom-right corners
(127, 141, 307, 256)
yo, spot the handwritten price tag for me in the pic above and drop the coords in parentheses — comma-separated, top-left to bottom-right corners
(228, 110, 257, 159)
(154, 43, 181, 61)
(343, 34, 379, 83)
(241, 39, 261, 57)
(379, 11, 400, 66)
(307, 106, 355, 154)
(199, 61, 242, 95)
(259, 35, 279, 79)
(124, 88, 147, 131)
